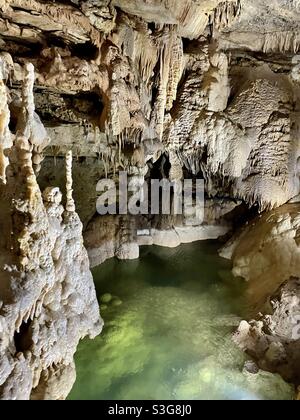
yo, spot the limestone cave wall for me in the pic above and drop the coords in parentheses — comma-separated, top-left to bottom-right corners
(1, 0, 300, 400)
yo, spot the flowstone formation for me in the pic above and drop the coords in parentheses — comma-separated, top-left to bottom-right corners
(0, 0, 300, 399)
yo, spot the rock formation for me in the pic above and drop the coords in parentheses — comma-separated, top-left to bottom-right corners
(0, 0, 300, 399)
(234, 278, 300, 386)
(220, 204, 300, 388)
(0, 60, 102, 400)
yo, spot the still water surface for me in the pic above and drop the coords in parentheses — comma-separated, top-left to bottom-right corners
(69, 241, 294, 400)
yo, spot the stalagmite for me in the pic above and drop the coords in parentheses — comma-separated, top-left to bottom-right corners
(66, 150, 76, 213)
(0, 58, 101, 401)
(0, 57, 11, 184)
(13, 63, 40, 207)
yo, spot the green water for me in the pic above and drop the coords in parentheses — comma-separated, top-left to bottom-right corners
(69, 241, 294, 400)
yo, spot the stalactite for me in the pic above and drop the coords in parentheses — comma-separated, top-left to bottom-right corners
(135, 30, 159, 88)
(262, 31, 300, 53)
(65, 150, 76, 213)
(150, 25, 177, 140)
(212, 0, 241, 31)
(165, 35, 184, 112)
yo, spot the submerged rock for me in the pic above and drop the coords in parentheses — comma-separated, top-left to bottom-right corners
(111, 298, 123, 307)
(243, 361, 259, 375)
(100, 293, 113, 304)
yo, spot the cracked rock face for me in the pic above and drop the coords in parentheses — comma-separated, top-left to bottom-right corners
(1, 0, 300, 399)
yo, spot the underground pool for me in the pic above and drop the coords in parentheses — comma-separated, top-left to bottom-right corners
(69, 241, 294, 400)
